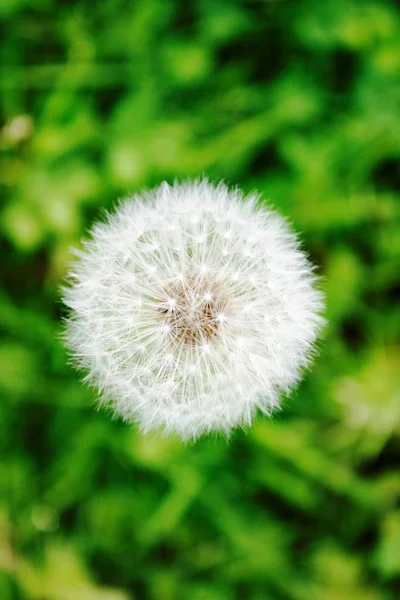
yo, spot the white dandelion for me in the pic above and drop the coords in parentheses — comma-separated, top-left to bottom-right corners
(63, 180, 325, 440)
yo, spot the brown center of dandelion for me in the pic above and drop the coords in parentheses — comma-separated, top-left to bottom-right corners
(157, 275, 230, 347)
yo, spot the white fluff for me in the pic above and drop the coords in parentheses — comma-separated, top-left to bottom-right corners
(63, 180, 325, 440)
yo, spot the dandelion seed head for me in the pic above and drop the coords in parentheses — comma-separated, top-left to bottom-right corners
(63, 180, 325, 440)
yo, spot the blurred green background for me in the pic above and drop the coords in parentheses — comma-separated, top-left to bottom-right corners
(1, 0, 400, 598)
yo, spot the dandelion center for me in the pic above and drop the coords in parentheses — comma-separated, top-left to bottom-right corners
(157, 275, 230, 347)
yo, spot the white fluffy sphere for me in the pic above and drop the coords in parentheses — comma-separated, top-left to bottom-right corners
(63, 180, 325, 440)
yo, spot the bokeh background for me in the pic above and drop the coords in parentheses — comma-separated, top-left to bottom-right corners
(1, 0, 400, 598)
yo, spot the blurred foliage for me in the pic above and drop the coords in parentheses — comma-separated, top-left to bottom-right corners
(1, 0, 400, 598)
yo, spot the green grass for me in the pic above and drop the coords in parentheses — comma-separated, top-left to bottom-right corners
(1, 0, 399, 598)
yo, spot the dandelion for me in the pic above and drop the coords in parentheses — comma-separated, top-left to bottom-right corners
(63, 180, 324, 440)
